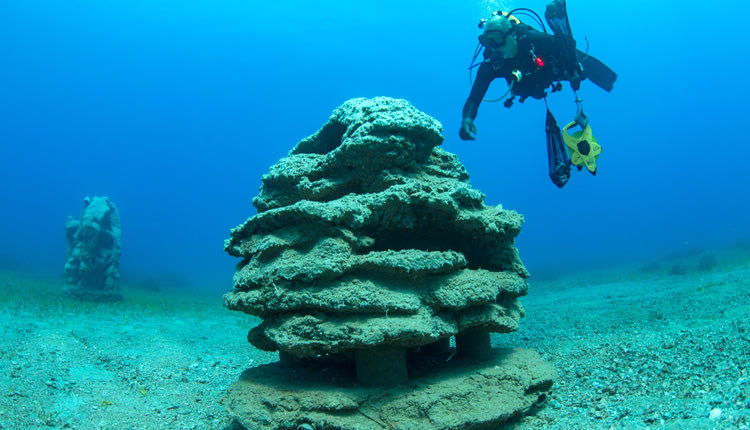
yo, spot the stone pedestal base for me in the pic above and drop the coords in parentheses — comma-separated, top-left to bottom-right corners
(222, 348, 555, 430)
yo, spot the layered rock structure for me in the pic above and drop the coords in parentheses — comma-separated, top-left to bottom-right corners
(64, 196, 121, 301)
(223, 97, 553, 429)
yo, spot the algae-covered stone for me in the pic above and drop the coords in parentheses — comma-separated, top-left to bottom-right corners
(223, 348, 555, 430)
(224, 97, 529, 358)
(64, 196, 121, 301)
(223, 97, 554, 429)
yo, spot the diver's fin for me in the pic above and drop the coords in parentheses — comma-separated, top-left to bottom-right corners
(545, 0, 618, 93)
(545, 0, 574, 40)
(545, 1, 580, 82)
(577, 50, 617, 92)
(545, 109, 571, 188)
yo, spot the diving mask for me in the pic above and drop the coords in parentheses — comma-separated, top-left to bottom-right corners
(478, 30, 509, 49)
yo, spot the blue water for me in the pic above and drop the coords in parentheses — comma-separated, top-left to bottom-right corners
(1, 0, 748, 288)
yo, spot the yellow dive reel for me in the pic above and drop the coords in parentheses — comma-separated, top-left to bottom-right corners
(563, 95, 601, 175)
(562, 121, 601, 174)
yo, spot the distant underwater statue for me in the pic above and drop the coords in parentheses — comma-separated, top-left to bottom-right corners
(64, 196, 122, 301)
(222, 97, 554, 430)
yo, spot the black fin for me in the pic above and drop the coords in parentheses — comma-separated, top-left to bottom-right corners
(545, 0, 580, 80)
(545, 0, 573, 39)
(577, 50, 618, 92)
(545, 109, 571, 188)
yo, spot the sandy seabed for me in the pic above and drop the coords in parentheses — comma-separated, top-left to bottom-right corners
(1, 252, 748, 430)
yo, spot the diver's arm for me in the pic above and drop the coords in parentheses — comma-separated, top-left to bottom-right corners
(460, 63, 494, 140)
(462, 62, 494, 121)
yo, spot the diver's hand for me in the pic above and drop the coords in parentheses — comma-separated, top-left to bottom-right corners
(459, 118, 477, 141)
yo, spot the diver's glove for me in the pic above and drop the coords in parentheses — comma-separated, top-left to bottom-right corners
(459, 118, 477, 141)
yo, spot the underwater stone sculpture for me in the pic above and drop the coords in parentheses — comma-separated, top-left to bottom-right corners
(64, 196, 121, 301)
(223, 97, 554, 429)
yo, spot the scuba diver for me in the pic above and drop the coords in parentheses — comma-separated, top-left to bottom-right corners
(459, 0, 617, 187)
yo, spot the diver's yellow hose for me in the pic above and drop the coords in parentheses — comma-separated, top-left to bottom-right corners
(484, 81, 514, 102)
(468, 60, 515, 103)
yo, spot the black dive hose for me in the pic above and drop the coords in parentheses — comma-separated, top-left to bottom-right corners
(467, 8, 548, 102)
(507, 8, 548, 33)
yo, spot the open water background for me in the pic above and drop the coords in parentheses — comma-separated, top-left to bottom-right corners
(1, 0, 747, 288)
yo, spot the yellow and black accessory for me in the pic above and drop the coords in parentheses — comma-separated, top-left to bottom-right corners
(562, 121, 601, 174)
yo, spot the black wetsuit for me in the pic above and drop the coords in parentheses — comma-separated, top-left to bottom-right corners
(462, 23, 582, 123)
